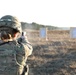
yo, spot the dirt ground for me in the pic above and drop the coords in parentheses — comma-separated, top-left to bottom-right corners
(27, 30, 76, 75)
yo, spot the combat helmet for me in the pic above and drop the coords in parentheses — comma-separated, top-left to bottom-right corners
(0, 15, 22, 33)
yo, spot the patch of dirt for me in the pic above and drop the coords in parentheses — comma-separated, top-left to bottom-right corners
(28, 40, 76, 75)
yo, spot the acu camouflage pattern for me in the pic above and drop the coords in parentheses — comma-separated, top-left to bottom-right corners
(0, 15, 33, 75)
(0, 40, 31, 75)
(0, 15, 22, 33)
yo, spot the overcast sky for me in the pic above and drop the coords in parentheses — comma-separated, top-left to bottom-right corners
(0, 0, 76, 27)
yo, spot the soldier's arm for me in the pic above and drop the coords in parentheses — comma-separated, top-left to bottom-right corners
(18, 33, 33, 57)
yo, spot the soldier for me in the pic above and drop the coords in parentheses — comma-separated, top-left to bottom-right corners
(0, 15, 33, 75)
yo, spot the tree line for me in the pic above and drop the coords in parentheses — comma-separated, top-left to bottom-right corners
(21, 22, 59, 30)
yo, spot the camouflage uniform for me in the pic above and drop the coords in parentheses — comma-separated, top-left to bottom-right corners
(0, 15, 33, 75)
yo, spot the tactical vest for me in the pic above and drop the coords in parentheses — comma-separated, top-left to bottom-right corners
(0, 41, 28, 75)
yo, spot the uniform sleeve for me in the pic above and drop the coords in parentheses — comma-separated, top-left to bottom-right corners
(24, 43, 33, 57)
(18, 33, 33, 57)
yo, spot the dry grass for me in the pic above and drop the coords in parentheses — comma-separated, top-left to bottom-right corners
(26, 30, 76, 75)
